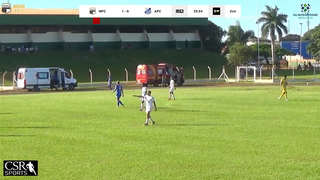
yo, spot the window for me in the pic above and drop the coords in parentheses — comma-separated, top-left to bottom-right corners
(18, 73, 24, 79)
(148, 70, 153, 75)
(157, 69, 163, 75)
(142, 70, 146, 74)
(38, 72, 49, 79)
(137, 70, 141, 74)
(167, 68, 173, 76)
(65, 72, 71, 79)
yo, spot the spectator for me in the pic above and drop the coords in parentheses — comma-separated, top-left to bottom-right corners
(90, 45, 95, 52)
(50, 78, 58, 91)
(308, 61, 312, 70)
(12, 47, 17, 54)
(185, 39, 188, 49)
(161, 74, 165, 87)
(107, 75, 112, 90)
(297, 64, 302, 70)
(52, 71, 59, 86)
(50, 71, 59, 91)
(61, 72, 65, 88)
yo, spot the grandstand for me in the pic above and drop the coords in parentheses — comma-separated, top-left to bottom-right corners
(0, 9, 207, 51)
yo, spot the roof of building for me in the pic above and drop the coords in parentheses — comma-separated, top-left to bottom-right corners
(0, 9, 208, 26)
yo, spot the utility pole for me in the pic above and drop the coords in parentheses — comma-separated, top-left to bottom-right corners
(287, 17, 290, 33)
(300, 23, 302, 57)
(257, 1, 260, 67)
(307, 13, 310, 31)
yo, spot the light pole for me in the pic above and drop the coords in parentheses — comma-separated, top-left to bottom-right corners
(299, 23, 302, 57)
(257, 1, 260, 67)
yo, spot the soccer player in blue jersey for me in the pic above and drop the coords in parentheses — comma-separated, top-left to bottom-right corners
(111, 81, 124, 107)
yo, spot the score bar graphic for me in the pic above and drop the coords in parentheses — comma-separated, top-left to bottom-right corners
(79, 5, 241, 18)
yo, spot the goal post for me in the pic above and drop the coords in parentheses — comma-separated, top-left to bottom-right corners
(235, 65, 275, 83)
(254, 65, 275, 83)
(235, 66, 256, 82)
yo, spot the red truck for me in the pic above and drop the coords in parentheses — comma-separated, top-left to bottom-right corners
(136, 63, 185, 87)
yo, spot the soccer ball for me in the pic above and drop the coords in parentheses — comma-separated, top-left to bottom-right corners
(300, 3, 311, 13)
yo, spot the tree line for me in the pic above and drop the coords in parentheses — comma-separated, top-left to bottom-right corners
(198, 5, 320, 66)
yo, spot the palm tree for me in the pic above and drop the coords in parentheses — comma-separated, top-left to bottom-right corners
(227, 21, 255, 46)
(257, 5, 288, 65)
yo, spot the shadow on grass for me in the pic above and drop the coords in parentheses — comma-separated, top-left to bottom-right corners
(157, 107, 204, 112)
(159, 124, 229, 126)
(0, 135, 35, 137)
(0, 113, 14, 115)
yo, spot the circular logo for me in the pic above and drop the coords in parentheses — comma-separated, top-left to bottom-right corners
(300, 3, 311, 13)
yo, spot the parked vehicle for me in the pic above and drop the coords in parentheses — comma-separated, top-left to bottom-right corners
(17, 67, 77, 91)
(136, 63, 185, 86)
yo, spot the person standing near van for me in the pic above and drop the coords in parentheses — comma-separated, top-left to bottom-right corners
(107, 75, 112, 90)
(50, 71, 59, 90)
(53, 71, 59, 85)
(61, 72, 65, 88)
(50, 72, 58, 90)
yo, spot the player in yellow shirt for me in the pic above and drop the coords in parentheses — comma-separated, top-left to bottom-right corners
(278, 75, 288, 101)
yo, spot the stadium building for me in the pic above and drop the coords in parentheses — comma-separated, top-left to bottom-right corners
(0, 9, 207, 51)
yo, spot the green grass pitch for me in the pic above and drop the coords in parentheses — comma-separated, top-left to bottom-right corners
(1, 86, 320, 179)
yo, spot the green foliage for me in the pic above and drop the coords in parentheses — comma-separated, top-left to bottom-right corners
(257, 5, 288, 40)
(281, 34, 301, 41)
(227, 43, 254, 65)
(256, 5, 288, 64)
(306, 25, 320, 60)
(226, 21, 255, 46)
(302, 24, 320, 41)
(275, 47, 295, 56)
(250, 43, 295, 57)
(198, 20, 227, 53)
(250, 43, 271, 57)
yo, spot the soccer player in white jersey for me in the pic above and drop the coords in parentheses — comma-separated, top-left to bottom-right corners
(143, 90, 157, 126)
(168, 77, 176, 100)
(139, 83, 147, 111)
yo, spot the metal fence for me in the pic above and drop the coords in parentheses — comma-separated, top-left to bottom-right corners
(1, 65, 319, 89)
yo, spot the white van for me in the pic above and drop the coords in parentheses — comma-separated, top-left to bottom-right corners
(17, 67, 77, 91)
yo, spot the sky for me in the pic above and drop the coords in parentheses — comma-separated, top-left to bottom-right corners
(4, 0, 320, 40)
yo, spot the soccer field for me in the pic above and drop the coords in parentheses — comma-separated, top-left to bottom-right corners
(1, 86, 320, 179)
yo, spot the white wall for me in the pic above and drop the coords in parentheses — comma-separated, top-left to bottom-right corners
(120, 33, 147, 42)
(283, 55, 303, 61)
(0, 34, 30, 43)
(148, 33, 173, 42)
(63, 32, 91, 42)
(92, 33, 119, 42)
(174, 33, 200, 41)
(31, 32, 62, 42)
